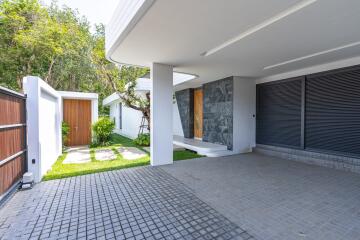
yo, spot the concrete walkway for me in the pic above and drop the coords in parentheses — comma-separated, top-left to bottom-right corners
(161, 153, 360, 240)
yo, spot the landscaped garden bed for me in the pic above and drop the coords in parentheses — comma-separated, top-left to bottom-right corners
(43, 134, 203, 181)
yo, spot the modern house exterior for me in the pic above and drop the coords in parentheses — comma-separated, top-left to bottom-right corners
(106, 0, 360, 172)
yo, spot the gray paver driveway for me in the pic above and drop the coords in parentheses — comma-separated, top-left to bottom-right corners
(161, 153, 360, 240)
(0, 167, 253, 240)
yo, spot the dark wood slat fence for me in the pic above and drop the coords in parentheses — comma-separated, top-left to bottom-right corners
(0, 86, 27, 199)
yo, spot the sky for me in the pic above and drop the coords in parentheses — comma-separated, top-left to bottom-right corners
(41, 0, 119, 28)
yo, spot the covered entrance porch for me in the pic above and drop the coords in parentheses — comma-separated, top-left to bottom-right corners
(105, 0, 360, 169)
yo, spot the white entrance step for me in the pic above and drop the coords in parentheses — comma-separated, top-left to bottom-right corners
(173, 135, 232, 157)
(205, 150, 236, 157)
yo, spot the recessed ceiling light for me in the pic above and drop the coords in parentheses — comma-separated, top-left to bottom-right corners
(202, 0, 317, 57)
(264, 41, 360, 70)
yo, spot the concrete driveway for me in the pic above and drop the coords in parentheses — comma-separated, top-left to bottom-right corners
(1, 153, 360, 240)
(0, 167, 251, 240)
(161, 153, 360, 240)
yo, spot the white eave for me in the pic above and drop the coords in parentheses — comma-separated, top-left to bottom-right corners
(58, 91, 98, 100)
(105, 0, 155, 61)
(103, 92, 120, 106)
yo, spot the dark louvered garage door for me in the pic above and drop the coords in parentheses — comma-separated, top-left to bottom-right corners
(305, 66, 360, 156)
(256, 77, 303, 148)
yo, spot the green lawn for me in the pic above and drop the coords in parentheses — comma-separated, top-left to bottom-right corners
(43, 134, 203, 181)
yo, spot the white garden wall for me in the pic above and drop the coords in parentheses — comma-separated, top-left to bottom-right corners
(23, 76, 62, 182)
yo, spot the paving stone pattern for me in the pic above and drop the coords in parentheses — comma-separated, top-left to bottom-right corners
(0, 167, 253, 240)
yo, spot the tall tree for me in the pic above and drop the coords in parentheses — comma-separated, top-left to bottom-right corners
(92, 24, 150, 128)
(0, 0, 149, 121)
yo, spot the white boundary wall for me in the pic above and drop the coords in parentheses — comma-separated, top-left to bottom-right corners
(23, 76, 62, 182)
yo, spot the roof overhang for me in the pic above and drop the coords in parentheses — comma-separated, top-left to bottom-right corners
(106, 0, 360, 88)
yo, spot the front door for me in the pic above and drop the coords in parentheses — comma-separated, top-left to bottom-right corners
(63, 99, 91, 146)
(194, 89, 203, 139)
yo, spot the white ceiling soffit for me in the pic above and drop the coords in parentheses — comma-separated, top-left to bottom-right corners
(137, 72, 197, 86)
(173, 72, 197, 85)
(108, 0, 360, 87)
(263, 41, 360, 70)
(202, 0, 318, 57)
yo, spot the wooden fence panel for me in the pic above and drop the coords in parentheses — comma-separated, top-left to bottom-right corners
(0, 87, 27, 198)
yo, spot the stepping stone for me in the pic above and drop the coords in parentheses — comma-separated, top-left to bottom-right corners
(95, 149, 117, 161)
(117, 147, 147, 160)
(63, 146, 91, 164)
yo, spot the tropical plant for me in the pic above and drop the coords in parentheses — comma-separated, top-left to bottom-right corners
(92, 117, 115, 146)
(133, 133, 150, 146)
(61, 121, 70, 146)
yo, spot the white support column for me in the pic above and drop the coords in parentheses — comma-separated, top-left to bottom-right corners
(150, 63, 173, 166)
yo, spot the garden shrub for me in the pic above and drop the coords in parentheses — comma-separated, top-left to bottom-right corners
(133, 133, 150, 146)
(62, 122, 70, 146)
(92, 117, 115, 146)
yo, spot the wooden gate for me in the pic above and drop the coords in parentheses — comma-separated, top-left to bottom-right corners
(63, 99, 92, 146)
(0, 87, 27, 200)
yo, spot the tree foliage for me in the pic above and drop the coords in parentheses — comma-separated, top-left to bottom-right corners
(0, 0, 149, 117)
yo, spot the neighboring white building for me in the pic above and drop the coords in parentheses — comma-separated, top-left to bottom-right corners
(103, 76, 150, 139)
(103, 75, 184, 139)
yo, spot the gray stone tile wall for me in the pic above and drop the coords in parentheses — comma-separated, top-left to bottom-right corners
(175, 89, 194, 138)
(203, 77, 233, 150)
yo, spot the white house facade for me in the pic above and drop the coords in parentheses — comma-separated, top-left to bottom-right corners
(105, 0, 360, 172)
